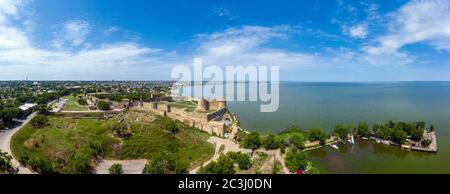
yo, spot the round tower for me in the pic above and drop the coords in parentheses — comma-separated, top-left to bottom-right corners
(197, 98, 209, 111)
(218, 100, 227, 109)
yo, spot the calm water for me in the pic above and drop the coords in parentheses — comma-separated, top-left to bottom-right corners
(177, 82, 450, 173)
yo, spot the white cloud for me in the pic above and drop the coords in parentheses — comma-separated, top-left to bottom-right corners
(346, 23, 368, 39)
(364, 0, 450, 56)
(212, 7, 238, 21)
(0, 0, 171, 80)
(193, 25, 320, 68)
(53, 20, 91, 48)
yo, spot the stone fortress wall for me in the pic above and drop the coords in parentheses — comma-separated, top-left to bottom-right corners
(139, 98, 228, 137)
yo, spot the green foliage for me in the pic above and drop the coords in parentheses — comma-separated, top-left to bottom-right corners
(109, 163, 123, 174)
(78, 98, 88, 106)
(242, 132, 261, 150)
(199, 154, 235, 174)
(289, 133, 305, 150)
(36, 104, 51, 115)
(421, 139, 432, 147)
(284, 148, 308, 172)
(28, 156, 57, 174)
(97, 101, 111, 111)
(392, 129, 407, 144)
(0, 119, 5, 130)
(371, 120, 427, 143)
(0, 107, 23, 124)
(142, 152, 188, 174)
(334, 124, 350, 140)
(30, 115, 49, 128)
(0, 150, 17, 174)
(234, 130, 248, 142)
(357, 121, 370, 137)
(228, 152, 252, 170)
(262, 133, 279, 150)
(308, 128, 328, 145)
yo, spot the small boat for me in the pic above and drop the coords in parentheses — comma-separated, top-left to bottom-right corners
(348, 136, 355, 144)
(376, 140, 381, 143)
(330, 144, 339, 150)
(381, 140, 390, 145)
(362, 137, 368, 140)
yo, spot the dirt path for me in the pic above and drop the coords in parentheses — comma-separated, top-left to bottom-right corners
(256, 149, 290, 174)
(189, 136, 252, 174)
(94, 159, 147, 174)
(0, 112, 37, 174)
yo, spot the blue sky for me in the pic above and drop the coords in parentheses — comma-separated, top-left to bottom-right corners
(1, 0, 450, 81)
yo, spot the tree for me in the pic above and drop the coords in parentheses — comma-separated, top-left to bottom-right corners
(262, 133, 279, 150)
(0, 119, 5, 130)
(308, 128, 328, 145)
(242, 132, 261, 150)
(416, 121, 426, 130)
(334, 124, 350, 140)
(228, 152, 252, 170)
(430, 125, 435, 132)
(289, 133, 305, 150)
(142, 152, 187, 174)
(30, 115, 49, 128)
(109, 163, 123, 174)
(357, 121, 370, 137)
(97, 101, 110, 111)
(410, 128, 424, 141)
(392, 129, 407, 144)
(284, 148, 308, 172)
(78, 98, 88, 106)
(0, 108, 23, 124)
(0, 150, 17, 174)
(36, 104, 51, 115)
(199, 154, 235, 174)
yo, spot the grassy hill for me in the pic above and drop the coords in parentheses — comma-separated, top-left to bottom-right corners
(11, 111, 214, 174)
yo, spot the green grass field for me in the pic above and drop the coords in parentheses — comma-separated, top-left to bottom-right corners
(62, 95, 89, 111)
(11, 111, 214, 174)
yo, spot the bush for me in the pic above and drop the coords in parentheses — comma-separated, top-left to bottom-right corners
(0, 119, 5, 130)
(334, 124, 350, 140)
(234, 130, 248, 142)
(357, 121, 370, 137)
(308, 128, 328, 145)
(421, 139, 432, 147)
(143, 152, 187, 174)
(30, 115, 49, 128)
(97, 101, 111, 111)
(262, 133, 279, 150)
(0, 151, 16, 174)
(284, 148, 308, 173)
(109, 163, 123, 174)
(242, 132, 261, 150)
(289, 133, 305, 149)
(228, 152, 252, 170)
(78, 98, 88, 106)
(28, 156, 57, 174)
(199, 154, 235, 174)
(36, 104, 51, 115)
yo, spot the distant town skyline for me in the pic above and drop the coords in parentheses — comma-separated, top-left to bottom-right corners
(1, 0, 450, 81)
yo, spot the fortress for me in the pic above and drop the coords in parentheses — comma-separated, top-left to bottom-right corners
(138, 98, 229, 137)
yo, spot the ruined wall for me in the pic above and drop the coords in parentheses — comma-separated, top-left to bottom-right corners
(206, 108, 227, 121)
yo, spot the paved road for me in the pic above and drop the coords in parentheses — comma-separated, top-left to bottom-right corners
(0, 112, 37, 174)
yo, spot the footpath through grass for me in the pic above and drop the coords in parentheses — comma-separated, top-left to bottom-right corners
(62, 95, 89, 111)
